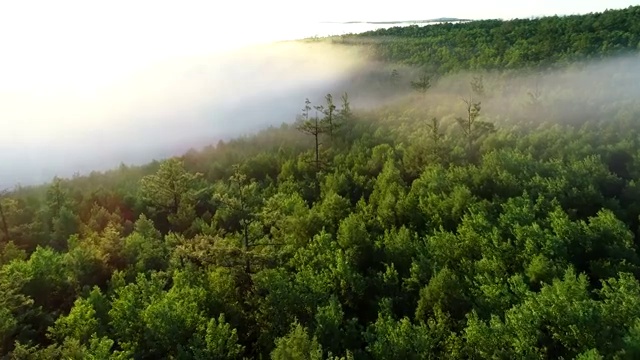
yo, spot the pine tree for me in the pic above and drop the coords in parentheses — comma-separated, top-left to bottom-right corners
(426, 117, 445, 161)
(390, 69, 401, 90)
(213, 165, 262, 274)
(296, 99, 327, 172)
(339, 93, 351, 120)
(322, 94, 338, 140)
(0, 191, 9, 243)
(139, 159, 201, 231)
(456, 99, 494, 162)
(337, 92, 353, 139)
(411, 73, 432, 97)
(470, 75, 485, 98)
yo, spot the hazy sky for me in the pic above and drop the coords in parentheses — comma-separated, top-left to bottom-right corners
(1, 0, 637, 95)
(0, 0, 638, 186)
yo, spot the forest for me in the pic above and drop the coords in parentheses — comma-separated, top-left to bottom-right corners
(333, 5, 640, 73)
(2, 5, 640, 359)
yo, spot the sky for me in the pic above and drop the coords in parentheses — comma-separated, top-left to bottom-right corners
(1, 0, 638, 95)
(0, 0, 639, 186)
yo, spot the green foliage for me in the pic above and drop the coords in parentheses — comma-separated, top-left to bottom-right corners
(140, 158, 202, 232)
(0, 261, 35, 353)
(365, 309, 458, 359)
(0, 241, 26, 265)
(191, 314, 244, 360)
(5, 7, 640, 358)
(271, 322, 323, 360)
(342, 6, 640, 73)
(123, 215, 168, 274)
(416, 267, 469, 322)
(410, 73, 433, 95)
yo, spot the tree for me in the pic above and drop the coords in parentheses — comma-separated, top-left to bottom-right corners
(213, 165, 263, 274)
(108, 272, 166, 357)
(457, 98, 481, 158)
(415, 267, 469, 322)
(526, 78, 543, 119)
(48, 296, 100, 344)
(455, 98, 494, 161)
(302, 98, 312, 121)
(527, 82, 542, 107)
(51, 207, 80, 251)
(296, 99, 327, 172)
(470, 75, 485, 98)
(0, 261, 35, 354)
(5, 10, 640, 355)
(123, 215, 168, 274)
(44, 178, 79, 250)
(368, 159, 407, 228)
(0, 191, 9, 243)
(0, 241, 26, 265)
(313, 297, 354, 356)
(271, 322, 323, 360)
(191, 315, 244, 360)
(46, 177, 69, 220)
(322, 94, 338, 140)
(425, 118, 443, 144)
(339, 93, 352, 121)
(390, 69, 402, 90)
(139, 158, 202, 231)
(425, 117, 446, 161)
(337, 93, 353, 140)
(365, 309, 457, 360)
(411, 73, 432, 97)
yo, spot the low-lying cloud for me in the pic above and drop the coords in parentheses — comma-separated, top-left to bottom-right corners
(0, 42, 369, 188)
(2, 38, 639, 189)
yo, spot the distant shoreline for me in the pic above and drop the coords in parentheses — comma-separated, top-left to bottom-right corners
(320, 18, 473, 25)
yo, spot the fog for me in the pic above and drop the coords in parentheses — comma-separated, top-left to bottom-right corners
(2, 31, 640, 189)
(368, 54, 640, 135)
(0, 41, 373, 188)
(0, 15, 435, 189)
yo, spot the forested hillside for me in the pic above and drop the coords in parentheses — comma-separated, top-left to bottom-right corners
(334, 5, 640, 72)
(2, 6, 640, 359)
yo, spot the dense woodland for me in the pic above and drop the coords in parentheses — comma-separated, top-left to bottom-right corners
(334, 5, 640, 73)
(2, 6, 640, 359)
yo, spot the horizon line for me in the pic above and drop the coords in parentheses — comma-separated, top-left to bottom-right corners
(318, 17, 474, 25)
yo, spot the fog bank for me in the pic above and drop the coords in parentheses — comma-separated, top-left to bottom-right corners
(2, 38, 639, 189)
(0, 42, 371, 188)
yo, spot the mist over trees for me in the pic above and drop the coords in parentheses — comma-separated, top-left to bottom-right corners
(3, 5, 640, 359)
(335, 5, 640, 73)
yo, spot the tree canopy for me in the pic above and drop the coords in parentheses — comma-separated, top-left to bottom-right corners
(2, 6, 640, 359)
